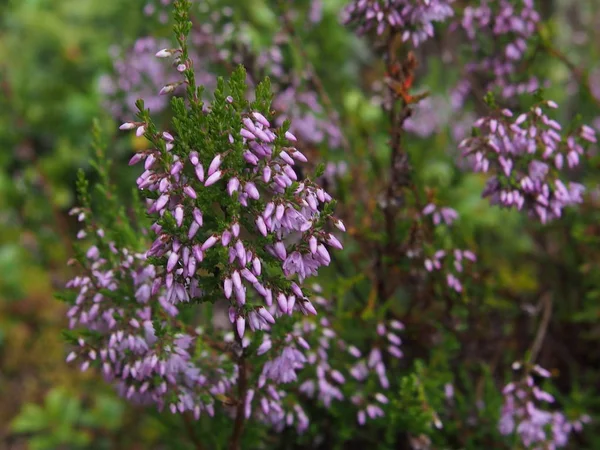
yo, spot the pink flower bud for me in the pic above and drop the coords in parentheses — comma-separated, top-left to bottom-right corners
(156, 48, 173, 58)
(208, 154, 222, 176)
(183, 185, 197, 199)
(167, 252, 179, 272)
(120, 122, 136, 130)
(193, 208, 203, 226)
(252, 112, 270, 127)
(245, 182, 260, 200)
(205, 170, 222, 186)
(175, 205, 183, 227)
(277, 292, 288, 314)
(128, 153, 144, 165)
(236, 316, 246, 338)
(257, 307, 275, 324)
(231, 222, 240, 237)
(224, 279, 233, 298)
(256, 216, 267, 236)
(252, 257, 262, 275)
(227, 177, 240, 195)
(201, 235, 219, 251)
(274, 241, 287, 260)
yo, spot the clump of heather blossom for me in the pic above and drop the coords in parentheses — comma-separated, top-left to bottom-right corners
(422, 202, 458, 226)
(239, 291, 404, 432)
(278, 289, 405, 427)
(455, 0, 541, 101)
(499, 362, 590, 449)
(64, 207, 236, 417)
(342, 0, 454, 46)
(419, 202, 477, 293)
(66, 0, 348, 429)
(422, 247, 476, 293)
(122, 62, 344, 339)
(460, 98, 597, 223)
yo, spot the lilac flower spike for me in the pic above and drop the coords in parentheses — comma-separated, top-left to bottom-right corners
(88, 46, 346, 431)
(121, 74, 343, 347)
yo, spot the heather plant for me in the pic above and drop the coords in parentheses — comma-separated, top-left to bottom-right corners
(7, 0, 597, 448)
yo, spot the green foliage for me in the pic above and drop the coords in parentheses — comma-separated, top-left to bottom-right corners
(11, 388, 124, 450)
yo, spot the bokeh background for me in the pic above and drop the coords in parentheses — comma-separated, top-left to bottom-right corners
(1, 0, 600, 448)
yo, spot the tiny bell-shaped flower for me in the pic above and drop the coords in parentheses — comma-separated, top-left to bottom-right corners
(155, 48, 175, 58)
(236, 316, 246, 338)
(205, 170, 223, 187)
(119, 122, 137, 130)
(208, 154, 222, 176)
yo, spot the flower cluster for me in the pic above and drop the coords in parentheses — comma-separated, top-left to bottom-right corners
(283, 302, 405, 427)
(121, 70, 344, 341)
(460, 100, 597, 223)
(419, 202, 477, 293)
(342, 0, 454, 46)
(499, 362, 590, 449)
(229, 290, 404, 432)
(422, 202, 458, 226)
(423, 248, 476, 293)
(456, 0, 541, 101)
(64, 212, 237, 417)
(65, 216, 402, 432)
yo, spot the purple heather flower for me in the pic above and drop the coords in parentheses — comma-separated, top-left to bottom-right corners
(499, 363, 587, 449)
(343, 0, 454, 47)
(460, 100, 596, 223)
(455, 0, 541, 100)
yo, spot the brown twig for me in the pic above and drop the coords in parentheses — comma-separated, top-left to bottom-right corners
(228, 332, 249, 450)
(372, 34, 421, 304)
(527, 293, 553, 364)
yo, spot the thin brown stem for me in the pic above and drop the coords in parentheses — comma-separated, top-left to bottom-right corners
(527, 293, 553, 364)
(228, 333, 249, 450)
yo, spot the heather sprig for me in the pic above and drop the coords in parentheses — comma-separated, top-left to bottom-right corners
(123, 64, 344, 334)
(499, 361, 590, 449)
(342, 0, 454, 47)
(454, 0, 541, 103)
(460, 97, 597, 223)
(64, 0, 349, 442)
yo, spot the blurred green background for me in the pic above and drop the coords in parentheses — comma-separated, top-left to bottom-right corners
(0, 1, 174, 448)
